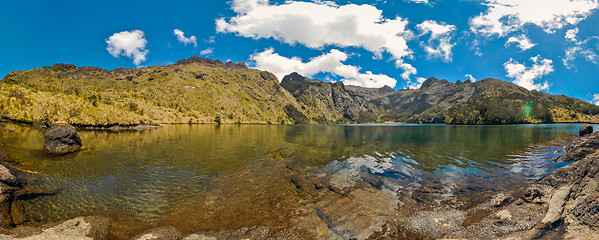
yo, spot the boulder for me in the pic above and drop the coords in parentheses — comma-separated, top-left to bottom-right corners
(43, 123, 82, 154)
(579, 124, 593, 136)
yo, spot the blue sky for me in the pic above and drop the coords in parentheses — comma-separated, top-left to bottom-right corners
(1, 0, 598, 103)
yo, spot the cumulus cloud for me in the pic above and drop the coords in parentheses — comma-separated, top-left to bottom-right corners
(591, 93, 599, 105)
(395, 60, 417, 80)
(173, 29, 197, 47)
(417, 20, 457, 61)
(470, 0, 599, 36)
(504, 55, 553, 91)
(465, 74, 477, 81)
(407, 77, 427, 89)
(200, 48, 214, 56)
(251, 48, 397, 88)
(106, 30, 149, 66)
(505, 34, 536, 50)
(217, 0, 413, 60)
(565, 27, 579, 42)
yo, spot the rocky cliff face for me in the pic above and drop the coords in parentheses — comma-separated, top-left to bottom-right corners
(280, 72, 383, 123)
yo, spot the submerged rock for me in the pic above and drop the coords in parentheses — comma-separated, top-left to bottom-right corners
(43, 123, 82, 154)
(579, 124, 593, 136)
(130, 226, 182, 240)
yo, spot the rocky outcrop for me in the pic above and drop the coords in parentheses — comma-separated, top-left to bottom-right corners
(43, 123, 82, 154)
(0, 157, 22, 228)
(437, 131, 599, 239)
(518, 132, 599, 239)
(555, 131, 599, 162)
(0, 216, 111, 240)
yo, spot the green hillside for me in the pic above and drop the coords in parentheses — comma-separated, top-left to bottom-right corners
(1, 57, 598, 126)
(0, 57, 308, 126)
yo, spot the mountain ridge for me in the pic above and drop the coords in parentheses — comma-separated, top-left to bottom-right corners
(1, 56, 598, 126)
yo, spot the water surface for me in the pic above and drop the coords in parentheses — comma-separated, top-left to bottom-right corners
(0, 123, 587, 239)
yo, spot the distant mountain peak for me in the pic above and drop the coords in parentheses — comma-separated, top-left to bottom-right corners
(175, 55, 224, 66)
(420, 77, 452, 90)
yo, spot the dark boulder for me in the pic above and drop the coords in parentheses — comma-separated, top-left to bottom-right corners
(579, 124, 593, 136)
(43, 123, 82, 154)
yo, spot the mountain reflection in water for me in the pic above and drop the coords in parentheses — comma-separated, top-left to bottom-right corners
(0, 123, 581, 239)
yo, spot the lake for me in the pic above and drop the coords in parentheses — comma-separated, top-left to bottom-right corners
(0, 123, 587, 239)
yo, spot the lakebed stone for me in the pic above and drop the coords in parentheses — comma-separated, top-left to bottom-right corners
(43, 123, 82, 154)
(130, 226, 182, 240)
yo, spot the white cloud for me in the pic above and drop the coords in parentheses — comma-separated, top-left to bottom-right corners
(591, 93, 599, 105)
(565, 27, 579, 42)
(251, 48, 397, 88)
(408, 0, 430, 3)
(465, 74, 477, 81)
(395, 60, 417, 80)
(200, 48, 214, 56)
(563, 27, 599, 68)
(217, 0, 413, 60)
(504, 55, 553, 91)
(470, 0, 599, 36)
(564, 46, 598, 68)
(505, 34, 536, 50)
(417, 20, 457, 61)
(106, 30, 149, 66)
(407, 77, 427, 89)
(173, 29, 197, 47)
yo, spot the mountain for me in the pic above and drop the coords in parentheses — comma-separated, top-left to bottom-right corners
(0, 56, 305, 125)
(1, 56, 598, 126)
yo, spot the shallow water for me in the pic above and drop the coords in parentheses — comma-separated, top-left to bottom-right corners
(0, 123, 590, 239)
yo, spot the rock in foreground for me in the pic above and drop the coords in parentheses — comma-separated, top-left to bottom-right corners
(43, 123, 82, 154)
(0, 216, 111, 240)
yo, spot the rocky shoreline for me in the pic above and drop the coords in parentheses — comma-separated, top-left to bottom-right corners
(0, 126, 598, 239)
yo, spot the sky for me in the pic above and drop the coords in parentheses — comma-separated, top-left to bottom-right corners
(1, 0, 599, 104)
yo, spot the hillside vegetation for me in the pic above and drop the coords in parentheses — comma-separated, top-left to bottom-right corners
(1, 56, 598, 126)
(0, 57, 305, 126)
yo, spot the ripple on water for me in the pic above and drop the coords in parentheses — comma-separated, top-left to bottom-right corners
(0, 123, 590, 239)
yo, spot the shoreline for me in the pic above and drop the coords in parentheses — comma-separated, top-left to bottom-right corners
(2, 116, 597, 130)
(0, 124, 596, 239)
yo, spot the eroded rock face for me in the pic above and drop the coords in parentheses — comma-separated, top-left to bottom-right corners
(43, 123, 82, 154)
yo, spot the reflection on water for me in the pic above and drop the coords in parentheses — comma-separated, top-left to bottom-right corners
(0, 123, 587, 239)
